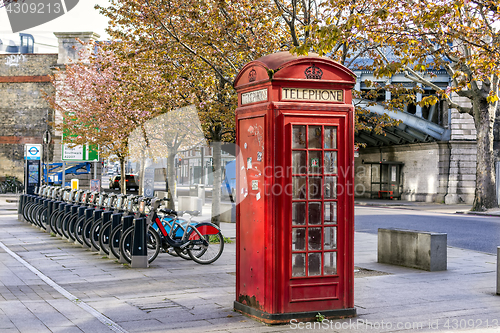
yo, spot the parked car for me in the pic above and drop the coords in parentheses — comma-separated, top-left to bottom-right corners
(109, 174, 139, 191)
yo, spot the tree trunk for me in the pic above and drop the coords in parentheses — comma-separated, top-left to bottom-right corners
(119, 157, 126, 195)
(211, 141, 221, 226)
(472, 100, 498, 211)
(138, 151, 146, 196)
(166, 148, 177, 210)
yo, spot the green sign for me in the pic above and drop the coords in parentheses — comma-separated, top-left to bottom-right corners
(62, 144, 99, 161)
(61, 124, 99, 161)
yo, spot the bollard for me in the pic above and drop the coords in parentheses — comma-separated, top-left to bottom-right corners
(131, 217, 148, 268)
(91, 210, 103, 252)
(110, 213, 123, 259)
(119, 215, 134, 264)
(99, 211, 113, 255)
(497, 247, 500, 295)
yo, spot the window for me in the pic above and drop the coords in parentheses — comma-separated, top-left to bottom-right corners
(291, 125, 338, 277)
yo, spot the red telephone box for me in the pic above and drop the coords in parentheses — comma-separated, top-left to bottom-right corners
(233, 52, 356, 323)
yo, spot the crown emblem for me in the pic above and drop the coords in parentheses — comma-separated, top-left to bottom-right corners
(305, 64, 323, 79)
(248, 69, 257, 82)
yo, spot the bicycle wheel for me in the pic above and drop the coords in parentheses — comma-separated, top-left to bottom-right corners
(67, 214, 78, 241)
(32, 205, 42, 227)
(109, 226, 122, 259)
(28, 203, 39, 225)
(30, 204, 42, 227)
(82, 218, 93, 248)
(74, 215, 86, 245)
(60, 212, 72, 239)
(35, 205, 46, 228)
(39, 207, 48, 230)
(48, 210, 59, 234)
(119, 226, 161, 264)
(54, 211, 65, 236)
(25, 202, 36, 224)
(90, 218, 102, 251)
(173, 247, 193, 260)
(188, 229, 224, 265)
(22, 201, 33, 223)
(99, 221, 112, 255)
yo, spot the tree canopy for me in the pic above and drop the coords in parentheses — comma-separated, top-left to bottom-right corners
(302, 0, 499, 210)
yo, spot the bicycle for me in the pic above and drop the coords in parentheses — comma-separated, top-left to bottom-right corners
(108, 194, 142, 259)
(119, 198, 224, 265)
(98, 194, 130, 256)
(88, 192, 114, 251)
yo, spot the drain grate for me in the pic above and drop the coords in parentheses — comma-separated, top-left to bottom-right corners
(128, 297, 189, 313)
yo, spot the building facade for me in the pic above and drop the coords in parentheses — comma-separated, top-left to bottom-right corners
(0, 32, 101, 188)
(352, 68, 498, 204)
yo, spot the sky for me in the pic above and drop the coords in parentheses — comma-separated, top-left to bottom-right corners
(0, 1, 111, 53)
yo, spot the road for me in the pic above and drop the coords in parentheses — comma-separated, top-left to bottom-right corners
(355, 206, 500, 254)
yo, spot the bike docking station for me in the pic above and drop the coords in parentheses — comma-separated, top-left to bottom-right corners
(130, 217, 148, 268)
(233, 52, 357, 324)
(119, 215, 134, 264)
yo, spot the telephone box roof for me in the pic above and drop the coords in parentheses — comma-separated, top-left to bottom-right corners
(234, 51, 356, 88)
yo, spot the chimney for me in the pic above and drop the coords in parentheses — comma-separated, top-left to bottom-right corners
(53, 32, 100, 65)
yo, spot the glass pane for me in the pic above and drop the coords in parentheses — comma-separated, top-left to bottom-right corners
(324, 176, 337, 199)
(324, 252, 337, 275)
(308, 126, 322, 148)
(309, 151, 322, 174)
(292, 151, 307, 174)
(292, 202, 306, 225)
(308, 253, 321, 276)
(292, 228, 306, 251)
(324, 127, 337, 149)
(308, 202, 321, 225)
(292, 253, 306, 277)
(309, 177, 322, 199)
(324, 227, 337, 249)
(292, 177, 307, 199)
(292, 126, 306, 149)
(324, 202, 337, 224)
(308, 227, 322, 250)
(324, 152, 337, 174)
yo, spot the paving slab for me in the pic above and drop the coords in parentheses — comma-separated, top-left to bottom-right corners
(3, 198, 500, 332)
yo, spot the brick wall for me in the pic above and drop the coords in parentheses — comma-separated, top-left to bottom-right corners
(0, 54, 57, 180)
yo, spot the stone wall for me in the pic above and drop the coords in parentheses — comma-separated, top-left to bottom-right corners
(0, 54, 57, 181)
(355, 141, 477, 204)
(443, 141, 477, 204)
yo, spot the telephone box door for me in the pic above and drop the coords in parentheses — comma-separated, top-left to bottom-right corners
(279, 114, 353, 313)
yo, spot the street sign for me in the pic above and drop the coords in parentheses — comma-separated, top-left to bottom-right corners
(43, 130, 51, 144)
(24, 144, 42, 160)
(90, 179, 100, 191)
(62, 144, 99, 161)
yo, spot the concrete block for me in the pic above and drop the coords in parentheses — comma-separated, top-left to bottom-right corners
(378, 228, 447, 271)
(178, 196, 202, 212)
(220, 203, 236, 223)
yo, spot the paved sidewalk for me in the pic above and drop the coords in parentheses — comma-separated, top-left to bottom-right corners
(1, 196, 500, 332)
